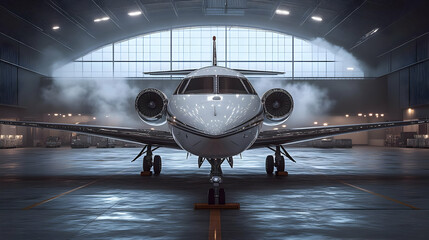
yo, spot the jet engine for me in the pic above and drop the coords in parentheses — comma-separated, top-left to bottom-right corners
(261, 88, 294, 126)
(135, 88, 168, 126)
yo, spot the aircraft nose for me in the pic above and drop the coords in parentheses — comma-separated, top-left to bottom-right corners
(169, 95, 262, 136)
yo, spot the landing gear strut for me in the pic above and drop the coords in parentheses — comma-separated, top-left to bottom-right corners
(266, 145, 290, 176)
(194, 157, 239, 209)
(205, 158, 228, 205)
(140, 145, 162, 176)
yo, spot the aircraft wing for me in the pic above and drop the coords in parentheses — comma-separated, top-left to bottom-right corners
(251, 119, 429, 148)
(0, 120, 180, 148)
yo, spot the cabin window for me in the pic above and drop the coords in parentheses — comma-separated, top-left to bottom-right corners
(183, 77, 214, 94)
(174, 78, 189, 94)
(218, 77, 248, 94)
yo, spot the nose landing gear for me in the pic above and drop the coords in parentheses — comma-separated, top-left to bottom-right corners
(195, 157, 239, 209)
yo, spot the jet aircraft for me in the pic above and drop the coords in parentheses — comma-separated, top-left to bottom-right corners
(1, 37, 428, 204)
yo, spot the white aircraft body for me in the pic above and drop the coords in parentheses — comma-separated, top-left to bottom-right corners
(1, 37, 428, 204)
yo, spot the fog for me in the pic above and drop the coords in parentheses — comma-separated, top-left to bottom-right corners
(43, 77, 142, 127)
(252, 80, 334, 128)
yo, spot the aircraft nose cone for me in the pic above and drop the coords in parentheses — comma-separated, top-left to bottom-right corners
(168, 95, 262, 136)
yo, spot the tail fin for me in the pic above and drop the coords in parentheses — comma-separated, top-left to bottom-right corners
(213, 36, 217, 66)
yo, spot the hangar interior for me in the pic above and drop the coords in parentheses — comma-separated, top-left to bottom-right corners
(1, 0, 429, 239)
(1, 0, 429, 148)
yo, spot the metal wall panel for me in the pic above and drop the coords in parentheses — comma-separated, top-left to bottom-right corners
(410, 61, 429, 106)
(399, 68, 409, 108)
(416, 35, 429, 61)
(387, 72, 402, 120)
(0, 62, 18, 105)
(391, 41, 416, 71)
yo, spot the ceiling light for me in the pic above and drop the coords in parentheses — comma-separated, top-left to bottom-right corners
(94, 17, 110, 22)
(346, 67, 354, 71)
(358, 113, 362, 117)
(273, 128, 279, 130)
(311, 16, 323, 22)
(323, 123, 328, 126)
(345, 114, 349, 118)
(314, 121, 318, 125)
(281, 124, 287, 128)
(52, 26, 60, 30)
(275, 9, 290, 15)
(128, 11, 142, 16)
(380, 114, 384, 117)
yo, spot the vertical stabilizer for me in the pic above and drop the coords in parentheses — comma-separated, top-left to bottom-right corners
(212, 36, 217, 66)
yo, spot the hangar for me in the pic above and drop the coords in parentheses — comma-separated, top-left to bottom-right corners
(0, 0, 428, 239)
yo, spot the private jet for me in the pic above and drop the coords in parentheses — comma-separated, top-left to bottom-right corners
(1, 37, 428, 205)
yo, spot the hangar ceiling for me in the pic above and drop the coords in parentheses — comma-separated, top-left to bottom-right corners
(0, 0, 428, 75)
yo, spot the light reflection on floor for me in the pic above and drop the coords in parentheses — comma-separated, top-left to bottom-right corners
(0, 146, 428, 239)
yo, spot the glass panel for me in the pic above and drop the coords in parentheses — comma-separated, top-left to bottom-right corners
(218, 77, 248, 94)
(65, 26, 365, 79)
(183, 77, 214, 94)
(175, 79, 189, 94)
(241, 78, 256, 94)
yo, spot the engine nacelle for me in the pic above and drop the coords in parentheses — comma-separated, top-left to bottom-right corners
(135, 88, 168, 126)
(262, 88, 294, 126)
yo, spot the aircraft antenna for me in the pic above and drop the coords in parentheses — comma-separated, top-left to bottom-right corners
(212, 36, 217, 66)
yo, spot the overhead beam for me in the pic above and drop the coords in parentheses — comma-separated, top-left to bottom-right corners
(171, 0, 179, 17)
(47, 0, 96, 39)
(0, 31, 43, 54)
(0, 5, 73, 51)
(91, 0, 122, 29)
(324, 0, 367, 37)
(135, 0, 150, 22)
(299, 0, 322, 26)
(270, 1, 282, 20)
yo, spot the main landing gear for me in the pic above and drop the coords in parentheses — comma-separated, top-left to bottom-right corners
(131, 145, 162, 176)
(265, 145, 296, 176)
(199, 157, 233, 205)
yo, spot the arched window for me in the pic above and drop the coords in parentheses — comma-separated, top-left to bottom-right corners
(55, 26, 364, 78)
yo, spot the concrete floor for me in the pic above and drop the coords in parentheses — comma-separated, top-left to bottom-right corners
(0, 146, 428, 239)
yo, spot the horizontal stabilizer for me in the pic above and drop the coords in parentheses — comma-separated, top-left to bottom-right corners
(144, 69, 196, 75)
(233, 69, 284, 75)
(144, 68, 284, 76)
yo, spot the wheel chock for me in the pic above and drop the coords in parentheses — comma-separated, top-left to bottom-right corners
(140, 171, 152, 176)
(275, 171, 288, 176)
(194, 203, 240, 209)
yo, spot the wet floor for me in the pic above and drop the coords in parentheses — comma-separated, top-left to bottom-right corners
(0, 146, 428, 239)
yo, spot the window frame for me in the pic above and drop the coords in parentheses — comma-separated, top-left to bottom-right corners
(216, 75, 255, 95)
(177, 75, 216, 95)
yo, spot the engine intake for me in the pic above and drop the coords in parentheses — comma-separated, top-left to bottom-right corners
(135, 88, 168, 125)
(262, 88, 294, 126)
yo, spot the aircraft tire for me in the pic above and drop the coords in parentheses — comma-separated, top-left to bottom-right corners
(143, 156, 152, 171)
(266, 155, 274, 175)
(153, 155, 162, 175)
(219, 188, 226, 205)
(208, 188, 215, 205)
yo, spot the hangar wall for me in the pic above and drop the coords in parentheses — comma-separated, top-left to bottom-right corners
(374, 33, 429, 124)
(0, 35, 46, 146)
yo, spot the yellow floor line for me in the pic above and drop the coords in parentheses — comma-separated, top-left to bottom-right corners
(23, 179, 100, 210)
(340, 181, 420, 210)
(23, 168, 130, 210)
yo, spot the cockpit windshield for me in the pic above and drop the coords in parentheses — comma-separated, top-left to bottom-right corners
(218, 77, 248, 94)
(174, 75, 256, 95)
(183, 77, 214, 94)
